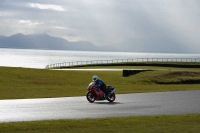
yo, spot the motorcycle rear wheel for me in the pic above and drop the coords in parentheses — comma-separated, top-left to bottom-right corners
(86, 92, 96, 103)
(106, 93, 116, 102)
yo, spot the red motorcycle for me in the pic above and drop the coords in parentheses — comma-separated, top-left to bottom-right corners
(86, 82, 116, 103)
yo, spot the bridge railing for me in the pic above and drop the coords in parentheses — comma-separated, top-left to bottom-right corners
(45, 58, 200, 69)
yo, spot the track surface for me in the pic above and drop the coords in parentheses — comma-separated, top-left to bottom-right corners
(0, 90, 200, 122)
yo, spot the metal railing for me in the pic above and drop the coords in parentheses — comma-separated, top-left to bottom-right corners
(45, 58, 200, 69)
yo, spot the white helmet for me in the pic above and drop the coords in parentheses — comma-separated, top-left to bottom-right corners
(92, 75, 98, 82)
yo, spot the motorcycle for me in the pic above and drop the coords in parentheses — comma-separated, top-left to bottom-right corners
(86, 82, 116, 103)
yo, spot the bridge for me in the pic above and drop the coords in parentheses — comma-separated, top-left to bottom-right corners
(45, 58, 200, 69)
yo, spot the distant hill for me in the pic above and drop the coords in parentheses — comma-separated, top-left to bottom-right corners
(0, 33, 99, 51)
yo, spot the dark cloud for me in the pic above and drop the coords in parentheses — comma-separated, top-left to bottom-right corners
(0, 0, 199, 53)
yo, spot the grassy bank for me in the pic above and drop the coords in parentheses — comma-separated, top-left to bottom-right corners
(60, 62, 200, 69)
(0, 65, 200, 99)
(0, 114, 199, 133)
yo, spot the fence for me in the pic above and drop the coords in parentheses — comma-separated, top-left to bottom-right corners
(45, 58, 200, 69)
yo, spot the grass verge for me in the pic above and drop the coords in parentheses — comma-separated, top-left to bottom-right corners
(0, 65, 200, 99)
(0, 114, 199, 133)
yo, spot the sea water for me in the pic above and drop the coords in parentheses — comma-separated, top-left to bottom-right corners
(0, 48, 200, 69)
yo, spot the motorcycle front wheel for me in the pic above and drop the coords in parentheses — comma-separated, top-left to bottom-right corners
(106, 93, 116, 102)
(86, 92, 96, 103)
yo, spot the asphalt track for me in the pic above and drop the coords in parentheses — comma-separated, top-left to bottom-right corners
(0, 90, 200, 123)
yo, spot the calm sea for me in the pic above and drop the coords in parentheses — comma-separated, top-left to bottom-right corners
(0, 48, 200, 69)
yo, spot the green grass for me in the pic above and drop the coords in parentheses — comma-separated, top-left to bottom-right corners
(0, 65, 200, 99)
(0, 114, 199, 133)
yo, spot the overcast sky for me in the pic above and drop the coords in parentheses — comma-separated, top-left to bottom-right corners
(0, 0, 199, 53)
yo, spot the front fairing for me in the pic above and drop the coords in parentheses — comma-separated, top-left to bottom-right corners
(87, 82, 95, 90)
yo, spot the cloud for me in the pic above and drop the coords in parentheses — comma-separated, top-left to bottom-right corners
(53, 26, 69, 30)
(18, 20, 41, 26)
(29, 3, 65, 11)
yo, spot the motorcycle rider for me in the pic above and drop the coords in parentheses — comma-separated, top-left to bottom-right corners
(92, 75, 109, 97)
